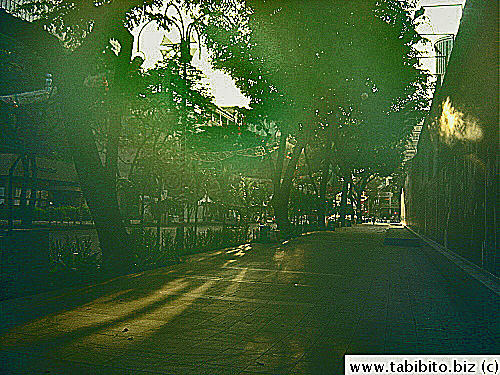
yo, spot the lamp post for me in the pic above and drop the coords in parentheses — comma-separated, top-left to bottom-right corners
(157, 4, 201, 245)
(134, 4, 202, 246)
(159, 3, 200, 162)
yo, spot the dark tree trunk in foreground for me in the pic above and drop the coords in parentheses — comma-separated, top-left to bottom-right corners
(63, 94, 136, 271)
(53, 11, 139, 271)
(80, 11, 141, 271)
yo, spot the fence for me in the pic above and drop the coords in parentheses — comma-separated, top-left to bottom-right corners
(0, 0, 36, 21)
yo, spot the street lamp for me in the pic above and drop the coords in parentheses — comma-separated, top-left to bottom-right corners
(153, 4, 203, 245)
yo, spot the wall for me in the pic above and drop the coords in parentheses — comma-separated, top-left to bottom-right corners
(404, 0, 498, 276)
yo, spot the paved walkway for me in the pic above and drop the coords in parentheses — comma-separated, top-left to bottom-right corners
(1, 225, 499, 374)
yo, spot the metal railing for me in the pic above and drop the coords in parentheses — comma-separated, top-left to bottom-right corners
(0, 0, 36, 21)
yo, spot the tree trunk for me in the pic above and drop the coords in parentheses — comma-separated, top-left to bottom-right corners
(1, 5, 141, 272)
(318, 159, 330, 229)
(20, 155, 31, 226)
(271, 132, 288, 230)
(271, 139, 304, 234)
(28, 156, 38, 225)
(105, 109, 122, 183)
(62, 94, 136, 272)
(272, 131, 287, 197)
(194, 202, 199, 238)
(58, 16, 137, 274)
(355, 194, 362, 223)
(351, 174, 373, 224)
(7, 156, 22, 232)
(318, 129, 333, 229)
(156, 182, 162, 251)
(339, 178, 350, 227)
(303, 146, 319, 196)
(140, 192, 146, 225)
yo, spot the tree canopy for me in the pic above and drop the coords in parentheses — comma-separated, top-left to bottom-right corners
(2, 0, 431, 243)
(197, 0, 430, 229)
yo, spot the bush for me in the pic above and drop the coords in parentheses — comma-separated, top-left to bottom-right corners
(62, 206, 79, 223)
(46, 224, 253, 282)
(184, 225, 250, 254)
(50, 236, 101, 274)
(129, 225, 251, 269)
(46, 206, 68, 223)
(80, 204, 92, 221)
(34, 206, 48, 221)
(130, 227, 178, 269)
(34, 205, 90, 224)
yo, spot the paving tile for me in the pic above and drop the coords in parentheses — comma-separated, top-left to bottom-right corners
(289, 357, 343, 375)
(206, 349, 261, 368)
(191, 364, 245, 375)
(243, 360, 297, 374)
(142, 357, 198, 374)
(194, 338, 237, 352)
(1, 226, 498, 374)
(103, 351, 169, 371)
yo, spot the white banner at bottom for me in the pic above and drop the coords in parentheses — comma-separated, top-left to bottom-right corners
(345, 355, 499, 375)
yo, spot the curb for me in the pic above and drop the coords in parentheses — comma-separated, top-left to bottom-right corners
(405, 226, 500, 296)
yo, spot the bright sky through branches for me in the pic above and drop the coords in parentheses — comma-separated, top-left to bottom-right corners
(133, 1, 466, 109)
(132, 16, 251, 108)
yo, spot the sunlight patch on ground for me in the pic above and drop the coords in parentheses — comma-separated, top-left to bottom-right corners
(222, 259, 238, 267)
(226, 243, 252, 257)
(0, 278, 190, 347)
(222, 268, 248, 298)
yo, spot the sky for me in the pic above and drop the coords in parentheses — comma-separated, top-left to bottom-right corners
(133, 1, 466, 109)
(132, 14, 251, 108)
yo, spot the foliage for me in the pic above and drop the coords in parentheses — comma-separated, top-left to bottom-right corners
(11, 1, 229, 266)
(185, 226, 251, 253)
(8, 0, 432, 244)
(130, 227, 177, 268)
(33, 205, 91, 223)
(130, 225, 251, 269)
(192, 0, 431, 230)
(49, 236, 100, 274)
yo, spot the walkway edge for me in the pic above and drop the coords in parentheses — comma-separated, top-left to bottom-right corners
(406, 226, 500, 296)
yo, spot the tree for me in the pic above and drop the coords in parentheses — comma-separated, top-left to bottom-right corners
(2, 1, 162, 272)
(199, 0, 429, 233)
(4, 0, 226, 270)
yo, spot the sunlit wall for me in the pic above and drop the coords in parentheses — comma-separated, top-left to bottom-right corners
(404, 0, 498, 276)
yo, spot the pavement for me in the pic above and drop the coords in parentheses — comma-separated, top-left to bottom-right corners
(0, 224, 499, 374)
